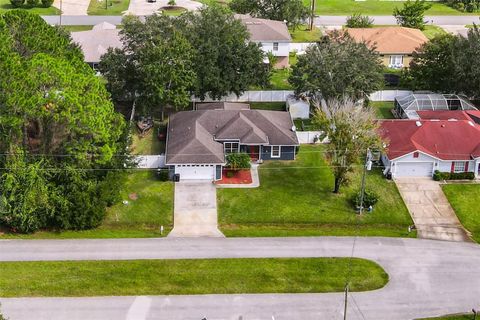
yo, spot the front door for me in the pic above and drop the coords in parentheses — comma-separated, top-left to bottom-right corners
(249, 146, 259, 161)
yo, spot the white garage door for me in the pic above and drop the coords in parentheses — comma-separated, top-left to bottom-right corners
(395, 162, 434, 177)
(175, 165, 215, 180)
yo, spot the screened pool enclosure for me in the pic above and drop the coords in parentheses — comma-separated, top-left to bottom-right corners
(394, 93, 478, 119)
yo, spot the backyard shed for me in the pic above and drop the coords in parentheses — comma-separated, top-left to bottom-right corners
(394, 93, 477, 119)
(287, 96, 310, 120)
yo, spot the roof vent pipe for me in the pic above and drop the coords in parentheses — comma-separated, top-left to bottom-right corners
(415, 121, 422, 127)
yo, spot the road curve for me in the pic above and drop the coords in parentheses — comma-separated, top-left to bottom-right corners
(0, 237, 479, 320)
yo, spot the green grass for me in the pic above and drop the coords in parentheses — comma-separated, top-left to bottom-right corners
(270, 68, 293, 90)
(0, 0, 59, 14)
(422, 25, 448, 40)
(442, 184, 480, 243)
(0, 171, 174, 239)
(290, 25, 322, 43)
(60, 25, 93, 32)
(294, 118, 317, 131)
(87, 0, 130, 15)
(370, 101, 395, 119)
(218, 145, 414, 237)
(161, 6, 187, 16)
(130, 122, 165, 155)
(416, 314, 475, 320)
(309, 0, 477, 16)
(0, 258, 388, 297)
(250, 102, 286, 111)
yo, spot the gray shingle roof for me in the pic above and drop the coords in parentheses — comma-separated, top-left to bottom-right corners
(71, 22, 122, 63)
(236, 15, 292, 43)
(166, 109, 298, 165)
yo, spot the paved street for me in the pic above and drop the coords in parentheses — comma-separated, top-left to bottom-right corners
(0, 237, 479, 319)
(396, 178, 471, 242)
(42, 15, 480, 26)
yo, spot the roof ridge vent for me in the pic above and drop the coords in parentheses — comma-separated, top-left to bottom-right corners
(415, 121, 422, 127)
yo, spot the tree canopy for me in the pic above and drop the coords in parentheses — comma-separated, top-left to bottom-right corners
(405, 26, 480, 99)
(229, 0, 309, 29)
(0, 11, 126, 233)
(289, 31, 384, 102)
(393, 0, 431, 30)
(100, 6, 268, 108)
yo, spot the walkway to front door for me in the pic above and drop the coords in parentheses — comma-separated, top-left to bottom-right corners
(395, 178, 471, 242)
(168, 180, 224, 238)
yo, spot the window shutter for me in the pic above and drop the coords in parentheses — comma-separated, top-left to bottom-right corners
(451, 162, 455, 173)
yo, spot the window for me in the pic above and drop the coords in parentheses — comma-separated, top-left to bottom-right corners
(413, 152, 419, 158)
(224, 142, 239, 154)
(454, 161, 466, 173)
(273, 42, 279, 51)
(271, 146, 281, 158)
(389, 55, 404, 68)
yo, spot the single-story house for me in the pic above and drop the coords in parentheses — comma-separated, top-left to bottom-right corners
(394, 93, 478, 119)
(166, 102, 299, 180)
(379, 119, 480, 178)
(237, 15, 291, 68)
(346, 27, 428, 69)
(71, 22, 122, 69)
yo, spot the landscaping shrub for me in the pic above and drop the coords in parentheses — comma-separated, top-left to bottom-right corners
(9, 0, 25, 7)
(156, 169, 170, 181)
(446, 0, 480, 12)
(26, 0, 39, 6)
(352, 189, 379, 209)
(433, 170, 475, 181)
(346, 13, 374, 28)
(226, 153, 251, 170)
(41, 0, 53, 7)
(226, 170, 235, 178)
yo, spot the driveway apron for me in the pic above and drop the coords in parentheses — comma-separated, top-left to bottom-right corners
(395, 178, 471, 242)
(168, 180, 224, 237)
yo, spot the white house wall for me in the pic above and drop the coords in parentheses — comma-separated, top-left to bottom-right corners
(259, 42, 290, 57)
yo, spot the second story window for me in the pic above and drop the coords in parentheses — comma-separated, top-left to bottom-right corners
(273, 42, 279, 51)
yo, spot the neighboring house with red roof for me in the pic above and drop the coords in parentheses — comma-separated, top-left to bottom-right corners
(346, 27, 428, 69)
(166, 102, 299, 181)
(379, 119, 480, 178)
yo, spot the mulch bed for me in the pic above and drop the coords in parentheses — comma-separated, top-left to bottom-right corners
(216, 169, 252, 184)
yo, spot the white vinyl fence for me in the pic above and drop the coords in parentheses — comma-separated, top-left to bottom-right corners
(296, 131, 325, 144)
(290, 43, 314, 53)
(135, 155, 166, 169)
(369, 90, 413, 102)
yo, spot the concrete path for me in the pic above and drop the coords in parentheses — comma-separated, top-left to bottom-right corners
(0, 237, 479, 319)
(168, 180, 224, 237)
(53, 0, 90, 15)
(395, 178, 471, 242)
(124, 0, 202, 15)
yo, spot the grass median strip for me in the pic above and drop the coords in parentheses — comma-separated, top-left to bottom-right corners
(0, 258, 388, 297)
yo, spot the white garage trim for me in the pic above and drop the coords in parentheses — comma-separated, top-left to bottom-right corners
(175, 164, 216, 180)
(393, 161, 434, 178)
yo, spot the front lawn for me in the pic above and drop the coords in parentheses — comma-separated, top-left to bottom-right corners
(0, 257, 388, 297)
(290, 25, 322, 43)
(0, 0, 59, 14)
(416, 314, 474, 320)
(218, 145, 414, 237)
(422, 25, 448, 40)
(0, 171, 174, 239)
(310, 0, 473, 15)
(87, 0, 130, 15)
(442, 184, 480, 243)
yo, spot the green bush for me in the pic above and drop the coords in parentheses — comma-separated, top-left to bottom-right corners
(26, 0, 39, 6)
(226, 170, 235, 178)
(352, 189, 379, 209)
(433, 170, 475, 181)
(346, 13, 374, 28)
(9, 0, 25, 7)
(226, 153, 251, 170)
(41, 0, 53, 7)
(393, 0, 432, 30)
(156, 169, 170, 181)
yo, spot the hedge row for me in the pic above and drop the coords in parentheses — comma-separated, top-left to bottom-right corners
(433, 170, 475, 181)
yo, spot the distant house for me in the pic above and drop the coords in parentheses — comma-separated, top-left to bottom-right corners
(394, 93, 478, 119)
(379, 118, 480, 178)
(237, 15, 292, 68)
(346, 27, 428, 69)
(166, 102, 299, 180)
(71, 22, 122, 69)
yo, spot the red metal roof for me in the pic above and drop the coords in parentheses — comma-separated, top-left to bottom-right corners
(417, 110, 480, 122)
(379, 119, 480, 160)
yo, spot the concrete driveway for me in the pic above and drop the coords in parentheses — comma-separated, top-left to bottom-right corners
(53, 0, 90, 15)
(168, 180, 224, 238)
(124, 0, 202, 16)
(395, 178, 471, 242)
(1, 237, 480, 319)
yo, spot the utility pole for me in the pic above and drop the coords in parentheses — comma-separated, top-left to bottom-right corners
(59, 0, 62, 26)
(343, 284, 349, 320)
(359, 148, 372, 214)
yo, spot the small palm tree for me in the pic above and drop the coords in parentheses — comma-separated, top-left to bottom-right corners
(168, 0, 175, 6)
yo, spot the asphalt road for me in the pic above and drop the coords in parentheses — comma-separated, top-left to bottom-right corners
(0, 237, 479, 320)
(42, 15, 480, 26)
